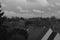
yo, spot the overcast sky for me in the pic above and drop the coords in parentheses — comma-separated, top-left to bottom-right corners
(0, 0, 60, 18)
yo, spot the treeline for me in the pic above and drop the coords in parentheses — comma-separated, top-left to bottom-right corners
(0, 16, 60, 32)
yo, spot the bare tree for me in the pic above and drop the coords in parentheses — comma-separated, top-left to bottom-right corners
(0, 2, 4, 31)
(0, 2, 4, 17)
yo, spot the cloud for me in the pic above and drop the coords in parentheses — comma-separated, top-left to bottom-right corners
(1, 3, 7, 7)
(4, 11, 17, 17)
(17, 6, 30, 12)
(5, 0, 49, 7)
(20, 10, 30, 12)
(27, 0, 49, 6)
(4, 11, 37, 18)
(33, 9, 44, 13)
(57, 11, 60, 13)
(48, 0, 60, 7)
(53, 11, 60, 18)
(17, 6, 22, 10)
(5, 0, 26, 3)
(27, 0, 37, 3)
(55, 2, 60, 6)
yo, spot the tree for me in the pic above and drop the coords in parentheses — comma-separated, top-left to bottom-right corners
(0, 3, 4, 25)
(0, 3, 4, 17)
